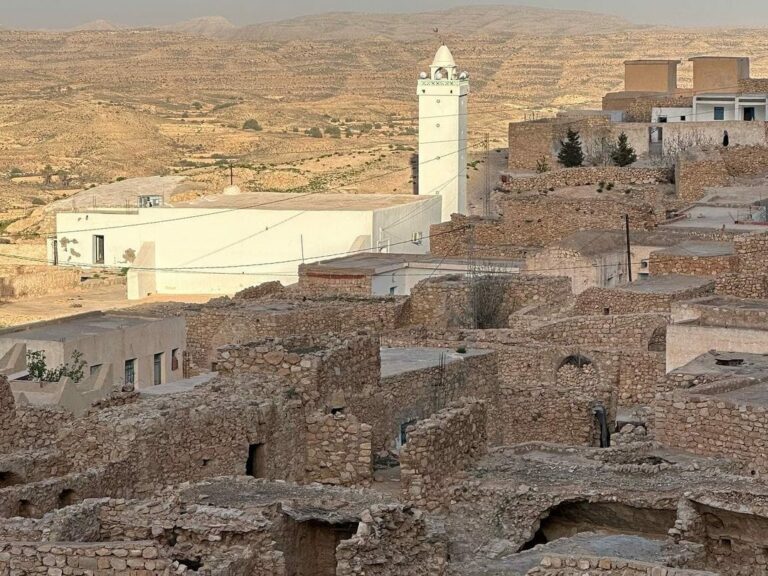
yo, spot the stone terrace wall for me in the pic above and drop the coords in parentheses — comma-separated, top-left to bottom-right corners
(0, 406, 74, 454)
(721, 144, 768, 177)
(521, 314, 668, 349)
(0, 266, 81, 299)
(675, 149, 730, 203)
(618, 351, 666, 405)
(574, 282, 714, 315)
(0, 540, 170, 574)
(400, 399, 487, 511)
(408, 275, 572, 329)
(336, 505, 447, 576)
(715, 231, 768, 299)
(431, 193, 661, 256)
(649, 251, 738, 277)
(528, 555, 714, 576)
(715, 273, 768, 300)
(305, 411, 372, 487)
(296, 268, 372, 297)
(655, 381, 768, 474)
(501, 166, 671, 194)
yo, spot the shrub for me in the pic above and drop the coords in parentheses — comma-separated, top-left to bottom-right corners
(611, 132, 638, 167)
(308, 127, 323, 138)
(558, 128, 584, 168)
(243, 119, 263, 131)
(27, 350, 87, 383)
(325, 125, 342, 138)
(535, 156, 550, 173)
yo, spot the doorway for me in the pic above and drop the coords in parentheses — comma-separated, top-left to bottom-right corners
(153, 353, 164, 386)
(93, 235, 105, 264)
(246, 443, 266, 478)
(744, 107, 756, 121)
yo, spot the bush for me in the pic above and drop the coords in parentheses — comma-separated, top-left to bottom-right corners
(9, 167, 23, 178)
(611, 132, 638, 167)
(243, 119, 263, 131)
(27, 349, 86, 383)
(325, 125, 342, 138)
(308, 127, 323, 138)
(535, 156, 550, 173)
(558, 128, 584, 168)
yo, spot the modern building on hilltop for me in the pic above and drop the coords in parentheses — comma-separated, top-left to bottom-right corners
(418, 44, 470, 222)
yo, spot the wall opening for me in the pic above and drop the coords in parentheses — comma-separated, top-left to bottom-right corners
(280, 517, 359, 576)
(648, 327, 667, 352)
(558, 354, 592, 369)
(57, 489, 77, 509)
(520, 500, 676, 551)
(17, 499, 37, 518)
(0, 471, 23, 488)
(173, 558, 202, 571)
(246, 443, 266, 478)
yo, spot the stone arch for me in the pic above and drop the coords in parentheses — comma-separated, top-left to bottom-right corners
(557, 354, 593, 370)
(0, 470, 23, 488)
(648, 326, 667, 352)
(57, 488, 77, 509)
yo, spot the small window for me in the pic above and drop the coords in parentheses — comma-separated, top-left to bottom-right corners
(658, 116, 668, 123)
(714, 107, 725, 121)
(389, 286, 397, 296)
(124, 359, 136, 386)
(89, 364, 102, 377)
(680, 115, 686, 121)
(93, 235, 105, 265)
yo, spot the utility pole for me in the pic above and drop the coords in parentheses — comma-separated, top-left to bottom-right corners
(467, 221, 478, 329)
(229, 163, 234, 187)
(625, 214, 633, 283)
(484, 132, 491, 218)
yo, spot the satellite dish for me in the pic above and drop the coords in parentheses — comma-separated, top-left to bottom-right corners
(419, 71, 428, 79)
(435, 72, 443, 80)
(459, 72, 468, 80)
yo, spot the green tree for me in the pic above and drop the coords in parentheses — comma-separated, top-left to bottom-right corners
(308, 127, 323, 139)
(41, 164, 55, 186)
(27, 350, 87, 383)
(557, 128, 584, 168)
(611, 132, 638, 167)
(243, 119, 263, 131)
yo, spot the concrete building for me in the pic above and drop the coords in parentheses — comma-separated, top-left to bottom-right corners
(49, 192, 441, 299)
(418, 44, 469, 222)
(0, 312, 186, 404)
(624, 60, 681, 94)
(298, 253, 521, 296)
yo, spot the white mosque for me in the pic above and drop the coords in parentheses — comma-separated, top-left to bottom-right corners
(418, 44, 470, 222)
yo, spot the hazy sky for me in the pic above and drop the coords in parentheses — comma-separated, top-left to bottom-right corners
(2, 0, 768, 29)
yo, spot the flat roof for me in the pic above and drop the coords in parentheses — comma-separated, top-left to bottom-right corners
(380, 347, 491, 378)
(653, 241, 734, 257)
(685, 295, 768, 312)
(172, 192, 433, 211)
(673, 351, 768, 378)
(620, 274, 713, 294)
(717, 382, 768, 408)
(625, 59, 681, 65)
(0, 313, 161, 342)
(554, 230, 718, 257)
(689, 56, 749, 61)
(303, 253, 521, 275)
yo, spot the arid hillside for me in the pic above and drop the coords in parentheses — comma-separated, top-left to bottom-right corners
(1, 6, 768, 235)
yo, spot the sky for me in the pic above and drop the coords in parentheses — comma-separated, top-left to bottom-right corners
(2, 0, 768, 29)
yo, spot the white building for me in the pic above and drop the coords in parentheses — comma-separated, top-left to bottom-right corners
(49, 192, 441, 299)
(418, 45, 470, 222)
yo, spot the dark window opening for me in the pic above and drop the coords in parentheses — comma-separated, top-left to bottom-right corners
(558, 355, 592, 369)
(89, 364, 102, 377)
(173, 558, 202, 571)
(330, 407, 344, 415)
(400, 419, 418, 446)
(715, 357, 744, 367)
(282, 518, 358, 576)
(744, 107, 756, 121)
(648, 327, 667, 352)
(658, 116, 668, 123)
(681, 115, 686, 121)
(93, 235, 105, 265)
(171, 349, 180, 371)
(246, 443, 266, 478)
(603, 307, 611, 316)
(0, 471, 23, 488)
(57, 489, 77, 509)
(124, 359, 136, 386)
(714, 107, 725, 121)
(153, 352, 164, 386)
(202, 458, 211, 467)
(17, 499, 36, 518)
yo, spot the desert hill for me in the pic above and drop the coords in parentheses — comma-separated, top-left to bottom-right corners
(162, 16, 236, 37)
(68, 20, 121, 32)
(226, 5, 636, 41)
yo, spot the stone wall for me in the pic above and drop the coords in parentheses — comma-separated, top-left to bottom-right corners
(408, 275, 572, 329)
(0, 266, 81, 300)
(528, 555, 713, 576)
(501, 166, 671, 194)
(431, 192, 661, 256)
(715, 231, 768, 299)
(721, 144, 768, 177)
(305, 411, 372, 487)
(623, 94, 694, 123)
(618, 351, 666, 405)
(675, 149, 730, 204)
(296, 269, 372, 297)
(336, 505, 447, 576)
(0, 406, 74, 454)
(655, 381, 768, 474)
(0, 541, 170, 574)
(649, 251, 738, 277)
(574, 282, 714, 315)
(400, 399, 487, 511)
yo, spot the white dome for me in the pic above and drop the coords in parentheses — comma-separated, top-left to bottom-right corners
(222, 185, 242, 196)
(432, 44, 456, 68)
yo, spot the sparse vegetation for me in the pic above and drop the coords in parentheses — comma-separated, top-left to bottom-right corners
(558, 128, 584, 168)
(243, 119, 263, 131)
(536, 156, 550, 173)
(26, 350, 87, 384)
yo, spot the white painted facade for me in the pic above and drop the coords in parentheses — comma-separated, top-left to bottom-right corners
(692, 94, 768, 122)
(651, 107, 693, 123)
(418, 45, 469, 222)
(49, 193, 442, 298)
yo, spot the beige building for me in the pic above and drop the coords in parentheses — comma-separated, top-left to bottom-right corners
(0, 312, 186, 411)
(624, 60, 681, 93)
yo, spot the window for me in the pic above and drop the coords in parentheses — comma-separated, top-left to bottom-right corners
(138, 195, 162, 208)
(744, 107, 756, 121)
(93, 235, 105, 265)
(246, 444, 266, 478)
(658, 116, 667, 123)
(124, 359, 136, 386)
(714, 107, 725, 121)
(153, 353, 164, 386)
(680, 116, 686, 121)
(89, 364, 102, 377)
(389, 286, 397, 296)
(171, 349, 180, 372)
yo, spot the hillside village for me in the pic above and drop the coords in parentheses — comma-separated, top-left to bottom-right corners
(6, 12, 768, 576)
